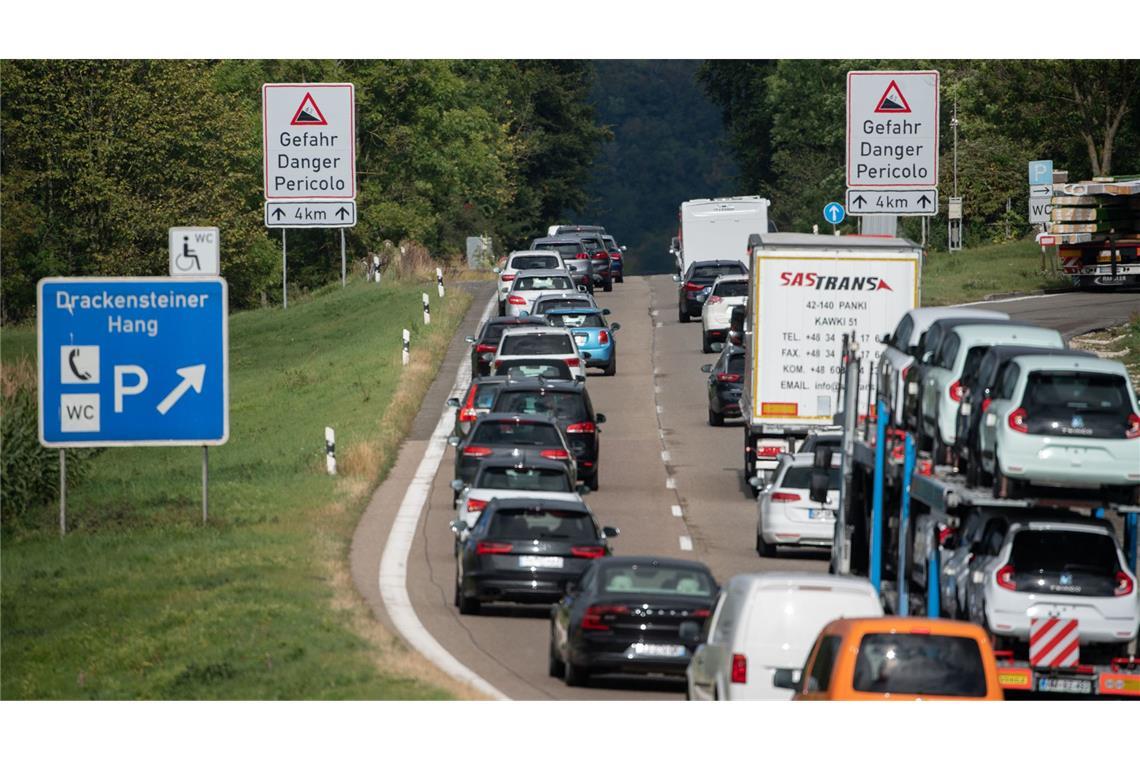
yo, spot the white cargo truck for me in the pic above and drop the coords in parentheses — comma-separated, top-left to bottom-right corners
(677, 196, 771, 275)
(741, 233, 922, 488)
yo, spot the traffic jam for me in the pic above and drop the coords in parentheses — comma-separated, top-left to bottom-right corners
(439, 198, 1140, 700)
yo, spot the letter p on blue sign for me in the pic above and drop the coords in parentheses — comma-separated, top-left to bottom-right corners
(1028, 160, 1053, 186)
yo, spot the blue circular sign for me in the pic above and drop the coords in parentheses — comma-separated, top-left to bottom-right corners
(823, 202, 846, 225)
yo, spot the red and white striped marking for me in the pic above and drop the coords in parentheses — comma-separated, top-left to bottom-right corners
(1029, 618, 1080, 668)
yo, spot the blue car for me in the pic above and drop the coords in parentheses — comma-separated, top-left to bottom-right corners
(545, 308, 621, 376)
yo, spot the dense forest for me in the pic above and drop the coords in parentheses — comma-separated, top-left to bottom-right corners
(0, 60, 609, 321)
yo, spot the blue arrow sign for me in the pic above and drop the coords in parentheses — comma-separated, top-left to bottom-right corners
(1028, 160, 1053, 186)
(823, 202, 846, 224)
(37, 277, 229, 447)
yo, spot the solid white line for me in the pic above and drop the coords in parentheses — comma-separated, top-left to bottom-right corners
(656, 321, 664, 328)
(654, 384, 661, 394)
(656, 405, 664, 414)
(679, 536, 693, 552)
(954, 292, 1066, 307)
(666, 477, 677, 490)
(651, 309, 660, 317)
(671, 505, 683, 517)
(378, 293, 508, 701)
(660, 450, 671, 462)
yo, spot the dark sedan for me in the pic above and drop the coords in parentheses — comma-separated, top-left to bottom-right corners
(449, 413, 576, 491)
(549, 556, 718, 687)
(453, 497, 618, 614)
(676, 260, 748, 322)
(701, 345, 745, 426)
(467, 316, 547, 376)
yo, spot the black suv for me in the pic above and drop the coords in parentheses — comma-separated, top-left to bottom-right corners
(491, 378, 605, 490)
(676, 260, 748, 322)
(701, 345, 745, 426)
(466, 315, 547, 376)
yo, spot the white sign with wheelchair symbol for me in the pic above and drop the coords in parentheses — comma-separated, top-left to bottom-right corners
(169, 227, 220, 276)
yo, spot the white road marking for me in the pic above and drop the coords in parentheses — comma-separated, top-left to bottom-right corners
(679, 536, 693, 552)
(654, 384, 661, 394)
(955, 292, 1066, 307)
(671, 505, 683, 517)
(656, 405, 664, 414)
(378, 293, 508, 701)
(666, 477, 676, 490)
(651, 309, 659, 317)
(656, 321, 664, 328)
(660, 450, 671, 462)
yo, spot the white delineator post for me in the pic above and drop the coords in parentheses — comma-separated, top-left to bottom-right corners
(436, 267, 445, 299)
(373, 255, 381, 284)
(422, 293, 431, 325)
(325, 427, 337, 475)
(402, 329, 411, 367)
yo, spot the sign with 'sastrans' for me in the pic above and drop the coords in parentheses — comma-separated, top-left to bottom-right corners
(847, 71, 939, 189)
(262, 83, 356, 200)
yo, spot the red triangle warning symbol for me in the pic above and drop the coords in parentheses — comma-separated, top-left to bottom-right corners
(290, 92, 328, 126)
(874, 80, 911, 114)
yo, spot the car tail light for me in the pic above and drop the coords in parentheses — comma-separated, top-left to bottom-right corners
(508, 295, 526, 305)
(900, 365, 911, 381)
(571, 545, 606, 559)
(475, 541, 512, 555)
(598, 331, 609, 345)
(500, 273, 516, 281)
(576, 253, 589, 260)
(683, 281, 704, 291)
(540, 449, 570, 461)
(692, 608, 711, 618)
(565, 421, 596, 433)
(458, 385, 479, 422)
(462, 445, 493, 458)
(731, 653, 748, 684)
(1126, 413, 1140, 440)
(565, 357, 580, 367)
(1007, 408, 1028, 434)
(995, 564, 1016, 590)
(609, 253, 620, 259)
(1116, 571, 1135, 597)
(466, 497, 489, 512)
(756, 446, 783, 458)
(981, 397, 992, 413)
(717, 373, 742, 382)
(707, 295, 723, 305)
(593, 251, 608, 259)
(581, 604, 628, 631)
(771, 491, 802, 502)
(476, 343, 497, 354)
(948, 380, 964, 402)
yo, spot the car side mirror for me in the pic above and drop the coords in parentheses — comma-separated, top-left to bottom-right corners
(728, 330, 742, 346)
(602, 308, 611, 315)
(922, 351, 934, 363)
(578, 285, 588, 293)
(748, 475, 764, 489)
(577, 484, 591, 495)
(610, 323, 621, 332)
(710, 342, 725, 353)
(447, 436, 460, 447)
(450, 479, 464, 492)
(700, 364, 713, 373)
(446, 397, 460, 408)
(464, 335, 476, 344)
(582, 352, 592, 360)
(672, 274, 681, 283)
(596, 413, 606, 424)
(620, 246, 627, 252)
(492, 267, 502, 274)
(449, 519, 465, 534)
(602, 526, 619, 538)
(678, 621, 703, 647)
(772, 668, 801, 690)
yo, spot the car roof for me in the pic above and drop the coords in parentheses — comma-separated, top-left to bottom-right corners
(784, 452, 836, 466)
(690, 259, 746, 268)
(711, 274, 749, 284)
(475, 412, 560, 425)
(1009, 517, 1116, 534)
(532, 236, 586, 244)
(508, 250, 560, 257)
(591, 555, 714, 573)
(474, 453, 573, 472)
(721, 345, 746, 357)
(512, 269, 574, 278)
(499, 325, 573, 337)
(818, 616, 986, 639)
(947, 322, 1062, 344)
(979, 345, 1093, 363)
(908, 307, 1010, 332)
(483, 496, 591, 514)
(727, 572, 878, 595)
(484, 315, 547, 327)
(470, 375, 509, 387)
(495, 378, 585, 394)
(928, 316, 1020, 332)
(546, 307, 603, 316)
(1009, 353, 1132, 377)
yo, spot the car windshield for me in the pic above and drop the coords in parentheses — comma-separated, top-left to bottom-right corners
(495, 391, 587, 422)
(501, 333, 573, 355)
(1011, 530, 1119, 577)
(516, 275, 572, 291)
(536, 243, 583, 256)
(960, 346, 991, 384)
(494, 361, 573, 381)
(535, 299, 592, 314)
(476, 466, 571, 492)
(714, 281, 749, 298)
(852, 634, 988, 697)
(598, 565, 716, 596)
(487, 508, 597, 541)
(693, 264, 745, 280)
(512, 255, 560, 270)
(547, 313, 604, 328)
(780, 466, 842, 490)
(1023, 371, 1129, 413)
(470, 421, 562, 447)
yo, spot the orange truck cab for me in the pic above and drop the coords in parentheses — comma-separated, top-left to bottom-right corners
(776, 617, 1003, 701)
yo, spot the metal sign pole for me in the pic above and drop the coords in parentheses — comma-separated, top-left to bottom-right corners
(870, 399, 889, 592)
(59, 450, 67, 538)
(202, 446, 209, 524)
(340, 229, 346, 288)
(282, 229, 288, 309)
(897, 434, 916, 614)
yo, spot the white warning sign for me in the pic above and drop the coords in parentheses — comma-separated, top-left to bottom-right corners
(847, 71, 939, 189)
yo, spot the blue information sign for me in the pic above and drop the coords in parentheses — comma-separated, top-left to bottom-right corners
(823, 202, 846, 224)
(1028, 160, 1053, 186)
(37, 277, 229, 447)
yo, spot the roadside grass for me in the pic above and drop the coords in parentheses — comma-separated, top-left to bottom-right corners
(921, 239, 1071, 306)
(1, 279, 473, 699)
(1070, 310, 1140, 389)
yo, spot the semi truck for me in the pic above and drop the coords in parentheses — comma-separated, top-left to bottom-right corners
(676, 196, 772, 275)
(740, 233, 922, 489)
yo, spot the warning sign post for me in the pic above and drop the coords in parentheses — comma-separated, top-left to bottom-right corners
(846, 71, 939, 190)
(262, 83, 355, 200)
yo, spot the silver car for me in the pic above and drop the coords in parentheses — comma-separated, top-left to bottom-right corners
(450, 456, 586, 543)
(505, 270, 581, 317)
(494, 251, 567, 315)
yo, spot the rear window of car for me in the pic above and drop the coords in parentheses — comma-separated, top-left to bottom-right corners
(599, 565, 716, 596)
(535, 242, 584, 256)
(535, 299, 592, 314)
(1011, 530, 1119, 577)
(501, 333, 573, 355)
(727, 354, 745, 375)
(1022, 371, 1129, 413)
(488, 508, 596, 541)
(959, 346, 991, 384)
(512, 255, 559, 270)
(470, 421, 562, 447)
(547, 312, 604, 328)
(516, 275, 572, 291)
(480, 321, 539, 345)
(476, 466, 572, 492)
(852, 633, 988, 697)
(472, 383, 500, 409)
(693, 264, 746, 280)
(495, 390, 587, 422)
(579, 238, 603, 252)
(494, 361, 573, 381)
(713, 281, 748, 298)
(780, 465, 841, 490)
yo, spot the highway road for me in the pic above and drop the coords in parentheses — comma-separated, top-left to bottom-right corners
(351, 279, 1140, 700)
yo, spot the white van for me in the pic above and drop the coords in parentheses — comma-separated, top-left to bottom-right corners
(684, 573, 882, 700)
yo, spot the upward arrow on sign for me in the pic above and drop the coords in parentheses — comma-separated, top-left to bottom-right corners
(851, 195, 867, 209)
(336, 206, 349, 220)
(917, 195, 931, 208)
(272, 207, 286, 220)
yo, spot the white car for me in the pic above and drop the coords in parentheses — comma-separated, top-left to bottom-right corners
(964, 517, 1139, 654)
(494, 251, 567, 315)
(685, 572, 882, 700)
(494, 325, 587, 381)
(450, 455, 585, 543)
(878, 307, 1010, 427)
(755, 453, 839, 556)
(504, 270, 580, 318)
(700, 274, 748, 354)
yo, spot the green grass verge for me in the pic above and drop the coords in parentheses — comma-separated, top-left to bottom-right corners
(1, 278, 471, 699)
(921, 239, 1071, 306)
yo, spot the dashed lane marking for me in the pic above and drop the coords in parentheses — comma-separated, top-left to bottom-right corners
(679, 536, 693, 552)
(666, 477, 677, 490)
(671, 505, 683, 517)
(661, 450, 671, 462)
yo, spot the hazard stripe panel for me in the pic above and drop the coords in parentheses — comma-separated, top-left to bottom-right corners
(1029, 618, 1080, 668)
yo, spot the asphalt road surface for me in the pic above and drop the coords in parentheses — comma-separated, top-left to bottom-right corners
(354, 279, 1140, 700)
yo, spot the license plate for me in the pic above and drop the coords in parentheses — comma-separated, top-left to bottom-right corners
(1037, 676, 1093, 695)
(518, 555, 563, 569)
(808, 508, 834, 520)
(574, 334, 587, 345)
(627, 643, 687, 657)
